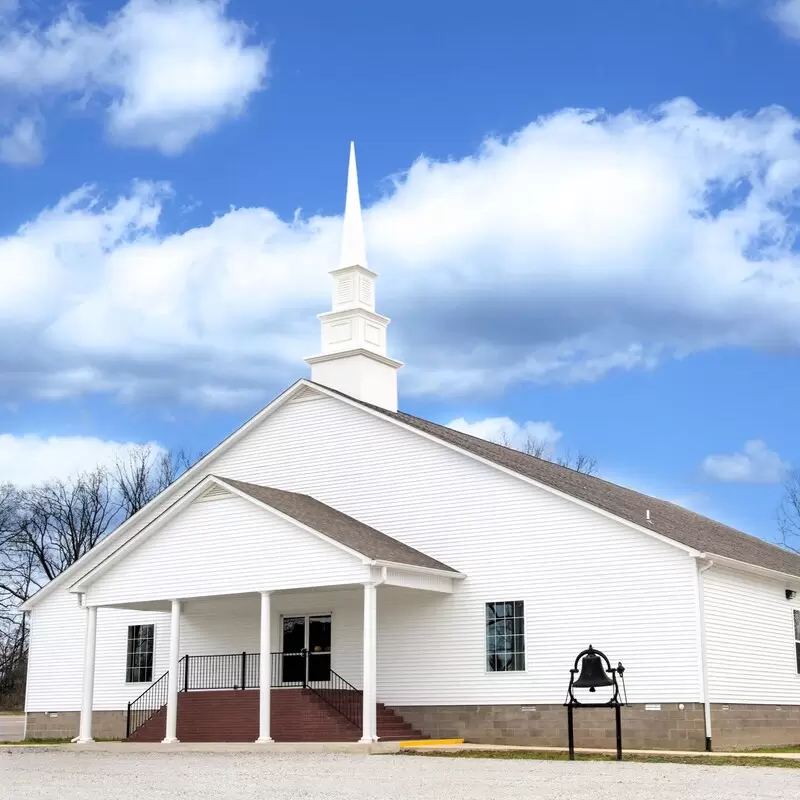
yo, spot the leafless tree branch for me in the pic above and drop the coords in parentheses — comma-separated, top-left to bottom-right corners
(778, 470, 800, 554)
(491, 434, 598, 475)
(0, 447, 198, 708)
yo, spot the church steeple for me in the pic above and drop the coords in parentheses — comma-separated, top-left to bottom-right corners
(305, 142, 402, 411)
(339, 141, 368, 271)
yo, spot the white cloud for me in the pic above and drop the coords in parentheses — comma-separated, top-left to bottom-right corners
(0, 0, 267, 156)
(447, 416, 562, 455)
(2, 100, 800, 406)
(771, 0, 800, 38)
(0, 116, 43, 165)
(0, 433, 166, 486)
(701, 440, 790, 484)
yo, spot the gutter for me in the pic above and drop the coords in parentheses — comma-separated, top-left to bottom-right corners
(694, 556, 714, 751)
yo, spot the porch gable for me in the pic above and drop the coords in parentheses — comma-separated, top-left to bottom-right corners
(83, 486, 371, 607)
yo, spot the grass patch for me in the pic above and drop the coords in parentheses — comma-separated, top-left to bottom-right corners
(399, 749, 800, 769)
(1, 737, 122, 746)
(0, 711, 23, 716)
(746, 745, 800, 754)
(0, 738, 71, 745)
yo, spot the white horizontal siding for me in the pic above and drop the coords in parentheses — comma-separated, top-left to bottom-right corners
(86, 494, 368, 606)
(211, 394, 701, 705)
(26, 590, 170, 712)
(29, 390, 703, 712)
(704, 565, 800, 704)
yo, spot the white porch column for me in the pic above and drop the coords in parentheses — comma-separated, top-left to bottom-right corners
(359, 581, 378, 742)
(162, 599, 182, 744)
(256, 591, 274, 743)
(77, 604, 98, 744)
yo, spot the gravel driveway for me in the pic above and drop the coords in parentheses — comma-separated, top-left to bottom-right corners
(0, 749, 795, 800)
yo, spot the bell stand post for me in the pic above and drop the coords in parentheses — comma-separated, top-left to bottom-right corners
(563, 644, 627, 761)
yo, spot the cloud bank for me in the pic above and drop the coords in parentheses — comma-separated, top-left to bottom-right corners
(1, 99, 800, 407)
(0, 433, 166, 486)
(0, 0, 267, 161)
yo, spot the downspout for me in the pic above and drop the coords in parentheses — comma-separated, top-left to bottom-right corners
(695, 557, 714, 752)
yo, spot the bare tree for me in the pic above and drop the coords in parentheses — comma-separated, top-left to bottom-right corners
(15, 468, 122, 588)
(494, 432, 599, 476)
(0, 484, 28, 710)
(778, 470, 800, 554)
(113, 445, 198, 519)
(0, 447, 198, 708)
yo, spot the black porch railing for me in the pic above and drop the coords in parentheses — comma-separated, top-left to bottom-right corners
(183, 652, 259, 691)
(126, 655, 186, 739)
(126, 651, 363, 738)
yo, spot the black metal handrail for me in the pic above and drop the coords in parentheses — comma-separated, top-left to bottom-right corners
(305, 664, 363, 731)
(126, 655, 186, 739)
(126, 650, 364, 738)
(268, 650, 362, 730)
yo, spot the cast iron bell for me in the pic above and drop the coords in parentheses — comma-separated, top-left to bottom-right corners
(573, 646, 613, 692)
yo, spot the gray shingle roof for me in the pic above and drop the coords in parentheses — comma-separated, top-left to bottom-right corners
(214, 476, 458, 574)
(310, 383, 800, 580)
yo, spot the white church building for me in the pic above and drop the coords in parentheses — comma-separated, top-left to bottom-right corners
(20, 145, 800, 752)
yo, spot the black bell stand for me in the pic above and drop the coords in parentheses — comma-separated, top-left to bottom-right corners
(564, 645, 626, 761)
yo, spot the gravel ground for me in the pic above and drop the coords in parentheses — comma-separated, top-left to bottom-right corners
(0, 749, 796, 800)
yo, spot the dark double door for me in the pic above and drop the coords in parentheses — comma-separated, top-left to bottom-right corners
(281, 614, 332, 683)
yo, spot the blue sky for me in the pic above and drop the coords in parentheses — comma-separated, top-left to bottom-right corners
(0, 0, 799, 545)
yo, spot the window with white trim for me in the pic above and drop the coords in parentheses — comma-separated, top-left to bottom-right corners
(794, 610, 800, 674)
(486, 601, 525, 672)
(126, 624, 154, 683)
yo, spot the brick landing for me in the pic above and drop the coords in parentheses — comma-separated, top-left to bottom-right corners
(128, 689, 426, 742)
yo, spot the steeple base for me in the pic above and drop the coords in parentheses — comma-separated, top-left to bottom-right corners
(306, 349, 402, 412)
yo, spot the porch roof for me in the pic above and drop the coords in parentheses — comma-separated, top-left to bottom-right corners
(214, 476, 459, 574)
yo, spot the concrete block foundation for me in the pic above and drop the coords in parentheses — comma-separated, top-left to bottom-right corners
(390, 702, 800, 751)
(26, 710, 126, 741)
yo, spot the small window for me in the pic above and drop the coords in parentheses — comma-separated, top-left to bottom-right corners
(486, 601, 525, 672)
(126, 625, 154, 683)
(794, 610, 800, 674)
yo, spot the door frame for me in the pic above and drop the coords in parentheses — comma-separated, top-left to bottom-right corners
(278, 611, 334, 686)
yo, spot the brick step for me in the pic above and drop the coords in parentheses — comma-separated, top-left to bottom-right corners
(128, 689, 427, 743)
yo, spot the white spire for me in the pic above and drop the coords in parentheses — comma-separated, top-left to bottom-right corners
(305, 142, 402, 412)
(339, 141, 368, 270)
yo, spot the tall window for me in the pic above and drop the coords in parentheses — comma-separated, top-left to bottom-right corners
(126, 624, 154, 683)
(794, 610, 800, 674)
(486, 601, 525, 672)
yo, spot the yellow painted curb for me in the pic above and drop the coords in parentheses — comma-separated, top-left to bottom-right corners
(399, 738, 465, 748)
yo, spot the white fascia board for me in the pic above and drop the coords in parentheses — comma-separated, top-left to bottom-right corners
(371, 559, 465, 579)
(697, 552, 800, 588)
(305, 382, 702, 560)
(20, 380, 311, 611)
